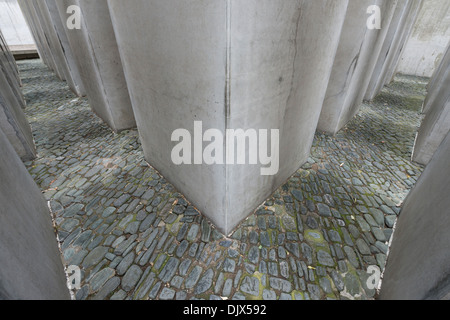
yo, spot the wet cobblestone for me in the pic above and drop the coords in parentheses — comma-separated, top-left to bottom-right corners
(20, 60, 426, 300)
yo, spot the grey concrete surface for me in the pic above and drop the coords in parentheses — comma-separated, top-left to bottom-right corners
(396, 0, 450, 78)
(380, 131, 450, 300)
(365, 0, 422, 101)
(52, 0, 135, 132)
(0, 126, 69, 299)
(424, 44, 450, 114)
(317, 0, 399, 135)
(412, 46, 450, 165)
(44, 0, 86, 97)
(108, 0, 349, 235)
(0, 30, 36, 161)
(17, 0, 60, 76)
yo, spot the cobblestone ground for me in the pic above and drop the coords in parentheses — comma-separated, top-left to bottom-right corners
(20, 59, 426, 300)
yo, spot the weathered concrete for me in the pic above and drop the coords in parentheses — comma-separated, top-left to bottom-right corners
(380, 0, 424, 86)
(43, 0, 86, 96)
(424, 44, 450, 114)
(317, 0, 399, 135)
(396, 0, 450, 78)
(412, 46, 450, 165)
(108, 0, 349, 235)
(52, 0, 135, 132)
(365, 0, 423, 101)
(0, 30, 36, 161)
(33, 0, 78, 91)
(17, 0, 60, 76)
(380, 131, 450, 300)
(0, 71, 36, 161)
(0, 0, 35, 47)
(0, 127, 70, 299)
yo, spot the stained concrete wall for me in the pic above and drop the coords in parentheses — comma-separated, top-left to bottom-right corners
(317, 0, 399, 135)
(0, 30, 36, 161)
(411, 45, 450, 165)
(0, 0, 35, 47)
(108, 0, 349, 235)
(0, 127, 70, 299)
(52, 0, 135, 132)
(380, 131, 450, 300)
(396, 0, 450, 78)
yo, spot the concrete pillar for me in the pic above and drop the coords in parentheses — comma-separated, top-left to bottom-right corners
(0, 30, 36, 161)
(381, 0, 423, 85)
(0, 127, 70, 299)
(379, 131, 450, 300)
(17, 0, 60, 75)
(16, 0, 45, 63)
(108, 0, 349, 235)
(317, 0, 400, 135)
(44, 0, 86, 96)
(365, 0, 422, 101)
(424, 44, 450, 114)
(411, 46, 450, 165)
(33, 0, 77, 88)
(53, 0, 136, 132)
(395, 0, 450, 78)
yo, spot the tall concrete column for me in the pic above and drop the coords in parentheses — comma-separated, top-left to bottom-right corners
(33, 0, 77, 88)
(317, 0, 399, 135)
(424, 44, 450, 114)
(17, 0, 60, 75)
(0, 127, 70, 299)
(0, 30, 36, 162)
(53, 0, 135, 132)
(108, 0, 349, 235)
(380, 0, 423, 85)
(42, 0, 86, 96)
(16, 0, 45, 63)
(0, 31, 25, 105)
(379, 131, 450, 300)
(365, 0, 422, 101)
(411, 46, 450, 165)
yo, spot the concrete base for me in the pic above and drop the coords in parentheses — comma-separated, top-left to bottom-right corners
(379, 131, 450, 300)
(0, 127, 69, 299)
(108, 0, 348, 235)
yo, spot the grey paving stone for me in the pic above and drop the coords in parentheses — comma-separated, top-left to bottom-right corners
(240, 276, 260, 297)
(122, 265, 143, 292)
(158, 257, 180, 283)
(194, 268, 214, 294)
(82, 246, 108, 268)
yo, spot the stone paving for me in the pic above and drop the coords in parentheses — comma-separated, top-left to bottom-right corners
(19, 59, 426, 300)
